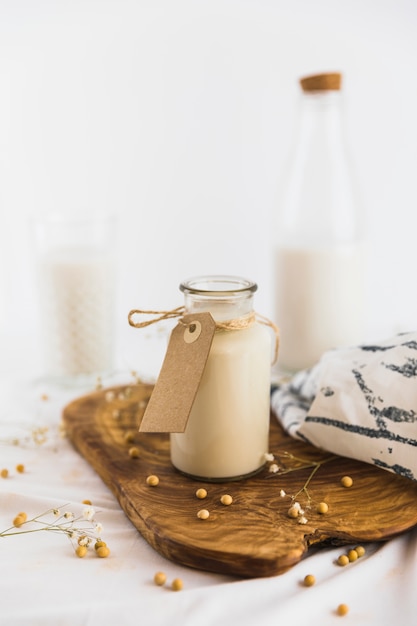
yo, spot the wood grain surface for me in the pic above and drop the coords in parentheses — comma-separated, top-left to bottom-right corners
(62, 383, 417, 578)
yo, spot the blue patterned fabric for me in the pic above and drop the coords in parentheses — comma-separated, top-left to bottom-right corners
(271, 332, 417, 481)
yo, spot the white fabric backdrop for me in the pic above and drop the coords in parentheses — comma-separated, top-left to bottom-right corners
(0, 0, 416, 384)
(1, 373, 417, 626)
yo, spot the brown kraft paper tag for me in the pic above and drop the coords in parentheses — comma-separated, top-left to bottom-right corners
(139, 312, 216, 433)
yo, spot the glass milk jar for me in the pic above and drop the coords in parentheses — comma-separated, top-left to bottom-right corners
(170, 275, 272, 482)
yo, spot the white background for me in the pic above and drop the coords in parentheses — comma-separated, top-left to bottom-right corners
(0, 0, 416, 378)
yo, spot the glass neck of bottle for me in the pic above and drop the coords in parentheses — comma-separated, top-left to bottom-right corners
(299, 90, 344, 140)
(279, 87, 361, 248)
(180, 276, 256, 322)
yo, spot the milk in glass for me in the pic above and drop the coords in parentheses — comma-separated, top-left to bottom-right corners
(38, 248, 115, 378)
(34, 214, 116, 383)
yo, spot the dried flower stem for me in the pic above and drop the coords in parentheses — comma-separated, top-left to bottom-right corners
(0, 426, 49, 448)
(0, 505, 105, 553)
(272, 451, 336, 505)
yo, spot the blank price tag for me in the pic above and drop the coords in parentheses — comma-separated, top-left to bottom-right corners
(139, 312, 216, 433)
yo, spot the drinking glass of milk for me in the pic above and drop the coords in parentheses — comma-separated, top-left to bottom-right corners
(170, 275, 272, 482)
(34, 213, 117, 385)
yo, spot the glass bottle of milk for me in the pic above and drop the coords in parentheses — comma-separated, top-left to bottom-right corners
(170, 275, 272, 482)
(274, 72, 365, 373)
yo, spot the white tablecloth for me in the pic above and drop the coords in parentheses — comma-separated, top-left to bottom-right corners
(1, 368, 417, 626)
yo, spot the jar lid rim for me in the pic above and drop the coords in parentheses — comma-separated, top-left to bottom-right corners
(180, 275, 258, 295)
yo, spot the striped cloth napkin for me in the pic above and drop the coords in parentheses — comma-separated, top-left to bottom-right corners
(271, 331, 417, 481)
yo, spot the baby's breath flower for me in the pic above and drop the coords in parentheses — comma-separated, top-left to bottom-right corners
(264, 452, 275, 462)
(105, 391, 115, 402)
(268, 449, 337, 509)
(280, 489, 286, 497)
(32, 426, 48, 445)
(1, 505, 109, 558)
(78, 535, 91, 547)
(83, 506, 95, 521)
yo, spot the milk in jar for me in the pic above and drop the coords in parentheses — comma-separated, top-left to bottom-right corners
(170, 276, 272, 481)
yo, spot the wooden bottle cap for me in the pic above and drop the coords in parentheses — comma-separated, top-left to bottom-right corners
(299, 72, 342, 92)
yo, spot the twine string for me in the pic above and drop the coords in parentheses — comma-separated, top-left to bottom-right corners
(128, 306, 185, 329)
(128, 306, 279, 363)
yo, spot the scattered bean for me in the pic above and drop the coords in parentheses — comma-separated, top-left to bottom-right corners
(75, 545, 88, 558)
(129, 447, 140, 459)
(303, 574, 316, 587)
(347, 549, 358, 562)
(336, 603, 349, 616)
(172, 578, 183, 591)
(154, 571, 167, 586)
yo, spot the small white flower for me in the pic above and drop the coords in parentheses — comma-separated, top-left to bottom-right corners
(52, 508, 60, 517)
(269, 463, 279, 473)
(78, 535, 90, 546)
(298, 516, 308, 525)
(94, 522, 104, 536)
(83, 506, 96, 521)
(264, 452, 275, 462)
(64, 511, 74, 520)
(105, 391, 115, 402)
(279, 489, 286, 498)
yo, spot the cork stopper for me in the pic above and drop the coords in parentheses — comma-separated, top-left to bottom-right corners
(299, 72, 342, 92)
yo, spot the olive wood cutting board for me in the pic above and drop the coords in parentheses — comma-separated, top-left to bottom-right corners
(62, 383, 417, 578)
